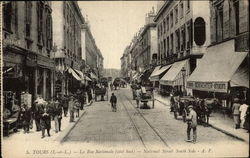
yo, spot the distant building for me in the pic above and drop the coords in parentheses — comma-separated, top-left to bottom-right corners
(81, 22, 103, 80)
(103, 69, 121, 80)
(2, 1, 54, 101)
(122, 8, 157, 83)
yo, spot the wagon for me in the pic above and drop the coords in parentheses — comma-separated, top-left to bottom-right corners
(139, 86, 155, 109)
(94, 87, 107, 101)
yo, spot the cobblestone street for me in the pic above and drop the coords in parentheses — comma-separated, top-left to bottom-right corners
(63, 88, 249, 157)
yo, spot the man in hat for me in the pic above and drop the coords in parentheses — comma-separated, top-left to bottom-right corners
(186, 105, 197, 143)
(110, 93, 117, 112)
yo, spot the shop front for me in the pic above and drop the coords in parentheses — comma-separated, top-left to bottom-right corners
(150, 65, 172, 91)
(3, 49, 26, 110)
(160, 59, 189, 96)
(36, 54, 55, 100)
(187, 40, 249, 114)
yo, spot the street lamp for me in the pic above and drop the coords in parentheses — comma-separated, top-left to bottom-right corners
(181, 67, 186, 96)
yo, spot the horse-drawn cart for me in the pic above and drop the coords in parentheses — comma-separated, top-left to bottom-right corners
(94, 87, 108, 101)
(139, 86, 155, 109)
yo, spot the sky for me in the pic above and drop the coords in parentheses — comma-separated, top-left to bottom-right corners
(78, 1, 157, 69)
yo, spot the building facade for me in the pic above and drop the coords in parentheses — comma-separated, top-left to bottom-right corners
(52, 1, 85, 95)
(154, 0, 210, 95)
(81, 22, 103, 80)
(124, 8, 157, 83)
(187, 0, 249, 109)
(2, 1, 54, 104)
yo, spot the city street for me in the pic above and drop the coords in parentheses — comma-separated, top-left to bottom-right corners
(63, 88, 248, 156)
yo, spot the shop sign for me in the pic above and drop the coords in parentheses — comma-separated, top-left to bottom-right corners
(160, 80, 174, 86)
(3, 36, 21, 48)
(187, 81, 228, 92)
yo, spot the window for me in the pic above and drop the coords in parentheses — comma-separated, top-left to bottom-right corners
(163, 19, 166, 33)
(180, 2, 184, 18)
(25, 2, 32, 37)
(216, 5, 223, 41)
(37, 2, 43, 44)
(170, 34, 173, 54)
(157, 26, 160, 38)
(3, 2, 12, 31)
(170, 11, 173, 27)
(187, 0, 190, 12)
(167, 37, 169, 56)
(233, 1, 239, 35)
(175, 30, 180, 53)
(163, 39, 166, 57)
(166, 16, 169, 30)
(181, 26, 185, 51)
(175, 6, 178, 24)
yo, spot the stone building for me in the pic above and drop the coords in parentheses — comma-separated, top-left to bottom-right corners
(2, 1, 54, 103)
(81, 22, 103, 80)
(120, 46, 130, 79)
(187, 0, 249, 108)
(52, 1, 85, 95)
(125, 8, 157, 83)
(153, 0, 210, 95)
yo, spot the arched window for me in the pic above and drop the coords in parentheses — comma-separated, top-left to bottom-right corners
(194, 17, 206, 46)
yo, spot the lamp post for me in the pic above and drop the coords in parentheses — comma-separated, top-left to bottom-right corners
(181, 67, 186, 96)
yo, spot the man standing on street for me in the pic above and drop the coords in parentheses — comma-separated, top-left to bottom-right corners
(136, 88, 141, 108)
(186, 105, 197, 143)
(110, 93, 117, 112)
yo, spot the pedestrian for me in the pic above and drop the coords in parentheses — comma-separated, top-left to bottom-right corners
(186, 105, 197, 143)
(74, 99, 81, 118)
(34, 95, 47, 131)
(239, 102, 248, 129)
(62, 95, 69, 117)
(53, 99, 63, 133)
(244, 105, 249, 132)
(170, 93, 175, 112)
(135, 88, 141, 108)
(40, 102, 52, 138)
(19, 104, 32, 134)
(110, 83, 113, 91)
(232, 98, 241, 129)
(68, 96, 75, 122)
(110, 93, 117, 112)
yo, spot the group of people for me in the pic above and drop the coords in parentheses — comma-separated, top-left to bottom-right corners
(170, 94, 213, 127)
(232, 98, 249, 130)
(4, 89, 89, 139)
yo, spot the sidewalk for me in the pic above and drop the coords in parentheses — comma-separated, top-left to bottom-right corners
(154, 93, 249, 143)
(3, 101, 92, 143)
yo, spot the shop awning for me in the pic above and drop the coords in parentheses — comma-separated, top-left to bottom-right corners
(187, 40, 248, 92)
(150, 65, 172, 81)
(149, 66, 161, 78)
(67, 68, 82, 81)
(140, 68, 153, 81)
(84, 75, 92, 81)
(132, 73, 139, 80)
(160, 59, 188, 86)
(230, 61, 249, 88)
